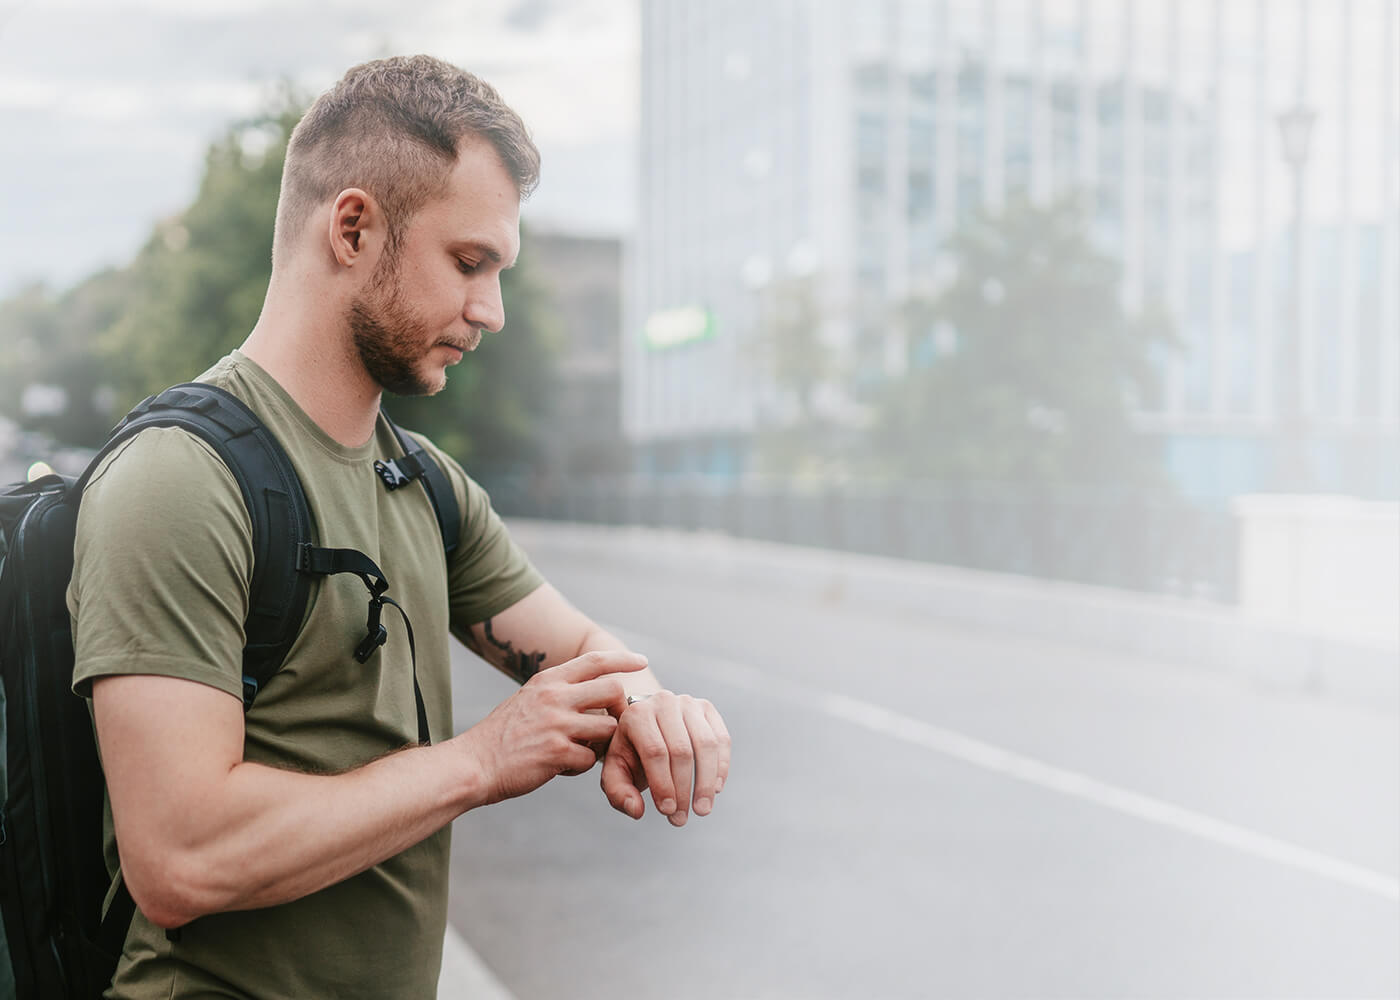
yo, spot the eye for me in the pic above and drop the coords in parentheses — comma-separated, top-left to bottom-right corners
(456, 257, 480, 275)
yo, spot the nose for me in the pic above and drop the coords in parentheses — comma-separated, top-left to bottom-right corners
(463, 278, 505, 334)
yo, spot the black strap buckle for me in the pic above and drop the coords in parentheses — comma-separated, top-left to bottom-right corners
(374, 459, 409, 491)
(241, 675, 260, 708)
(375, 450, 431, 492)
(354, 598, 390, 663)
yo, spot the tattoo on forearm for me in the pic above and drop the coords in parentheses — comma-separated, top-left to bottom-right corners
(481, 619, 546, 683)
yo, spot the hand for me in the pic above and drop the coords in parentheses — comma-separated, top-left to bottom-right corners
(461, 650, 648, 805)
(600, 692, 731, 827)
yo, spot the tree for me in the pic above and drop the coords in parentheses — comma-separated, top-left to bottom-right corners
(872, 197, 1176, 489)
(98, 99, 299, 408)
(0, 270, 131, 446)
(750, 274, 845, 479)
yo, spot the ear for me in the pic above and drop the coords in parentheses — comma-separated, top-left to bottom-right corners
(327, 188, 382, 269)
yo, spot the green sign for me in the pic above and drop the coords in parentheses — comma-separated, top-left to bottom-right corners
(643, 305, 716, 351)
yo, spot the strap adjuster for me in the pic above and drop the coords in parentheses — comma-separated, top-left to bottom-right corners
(374, 459, 408, 491)
(241, 674, 259, 708)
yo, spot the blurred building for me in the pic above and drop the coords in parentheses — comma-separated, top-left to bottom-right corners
(625, 0, 1400, 499)
(527, 230, 629, 480)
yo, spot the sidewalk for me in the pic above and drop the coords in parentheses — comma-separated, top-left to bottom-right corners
(438, 924, 514, 1000)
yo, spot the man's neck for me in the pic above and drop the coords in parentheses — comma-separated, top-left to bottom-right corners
(241, 310, 383, 449)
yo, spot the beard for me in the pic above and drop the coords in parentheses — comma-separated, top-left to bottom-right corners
(348, 270, 445, 397)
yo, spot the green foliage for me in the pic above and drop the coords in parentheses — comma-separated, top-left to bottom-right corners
(762, 275, 826, 417)
(751, 275, 848, 479)
(872, 197, 1176, 489)
(0, 91, 561, 470)
(99, 100, 299, 407)
(0, 269, 131, 444)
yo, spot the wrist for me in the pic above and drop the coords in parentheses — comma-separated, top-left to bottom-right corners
(442, 731, 496, 812)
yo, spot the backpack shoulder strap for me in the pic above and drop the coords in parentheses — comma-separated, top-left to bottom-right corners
(375, 418, 462, 558)
(85, 382, 315, 710)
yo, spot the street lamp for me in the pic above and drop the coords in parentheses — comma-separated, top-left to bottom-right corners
(1276, 104, 1316, 492)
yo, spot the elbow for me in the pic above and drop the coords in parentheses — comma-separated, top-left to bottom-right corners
(121, 847, 226, 930)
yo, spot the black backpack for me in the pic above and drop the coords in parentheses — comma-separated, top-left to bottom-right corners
(0, 382, 459, 999)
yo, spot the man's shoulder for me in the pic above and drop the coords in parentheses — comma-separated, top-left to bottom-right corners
(79, 424, 251, 550)
(85, 424, 238, 496)
(192, 352, 244, 392)
(86, 352, 291, 509)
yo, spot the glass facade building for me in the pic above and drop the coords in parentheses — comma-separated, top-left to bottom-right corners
(626, 0, 1400, 498)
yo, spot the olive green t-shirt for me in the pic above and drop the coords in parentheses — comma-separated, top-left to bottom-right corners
(68, 351, 543, 999)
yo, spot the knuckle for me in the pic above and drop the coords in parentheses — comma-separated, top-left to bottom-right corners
(693, 731, 719, 753)
(637, 737, 669, 763)
(535, 685, 561, 708)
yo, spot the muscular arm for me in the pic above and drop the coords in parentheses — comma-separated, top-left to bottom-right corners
(94, 676, 481, 927)
(94, 649, 643, 929)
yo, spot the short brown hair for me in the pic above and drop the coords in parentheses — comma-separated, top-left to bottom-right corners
(273, 55, 540, 262)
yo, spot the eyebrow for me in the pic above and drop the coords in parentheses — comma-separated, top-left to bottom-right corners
(455, 240, 517, 269)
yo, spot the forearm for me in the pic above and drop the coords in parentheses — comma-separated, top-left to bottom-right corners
(126, 735, 486, 927)
(464, 584, 661, 693)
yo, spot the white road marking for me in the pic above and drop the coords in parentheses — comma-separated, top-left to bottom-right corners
(614, 626, 1400, 905)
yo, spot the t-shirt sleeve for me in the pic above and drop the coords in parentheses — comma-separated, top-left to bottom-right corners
(403, 432, 544, 630)
(69, 427, 253, 701)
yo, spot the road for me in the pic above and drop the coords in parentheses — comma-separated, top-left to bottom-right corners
(445, 526, 1400, 1000)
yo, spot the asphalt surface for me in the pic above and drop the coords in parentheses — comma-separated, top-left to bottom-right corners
(444, 528, 1400, 1000)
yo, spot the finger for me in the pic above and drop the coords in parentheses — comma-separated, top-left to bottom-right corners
(567, 675, 631, 715)
(629, 711, 678, 821)
(600, 745, 645, 819)
(569, 711, 618, 745)
(703, 701, 732, 794)
(557, 741, 600, 777)
(684, 701, 720, 817)
(553, 650, 649, 684)
(655, 696, 694, 828)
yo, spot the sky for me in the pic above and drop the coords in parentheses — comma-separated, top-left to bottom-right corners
(0, 0, 638, 296)
(2, 1, 1395, 298)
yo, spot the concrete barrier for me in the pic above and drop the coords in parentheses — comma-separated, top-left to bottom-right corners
(1234, 494, 1400, 647)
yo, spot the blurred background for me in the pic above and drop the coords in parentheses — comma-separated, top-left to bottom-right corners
(2, 1, 1397, 997)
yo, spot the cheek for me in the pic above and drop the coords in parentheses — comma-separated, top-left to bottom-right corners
(393, 274, 454, 329)
(427, 276, 466, 324)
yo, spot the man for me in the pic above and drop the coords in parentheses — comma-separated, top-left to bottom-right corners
(68, 55, 730, 999)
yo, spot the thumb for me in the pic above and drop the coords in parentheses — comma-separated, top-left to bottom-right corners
(600, 746, 645, 820)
